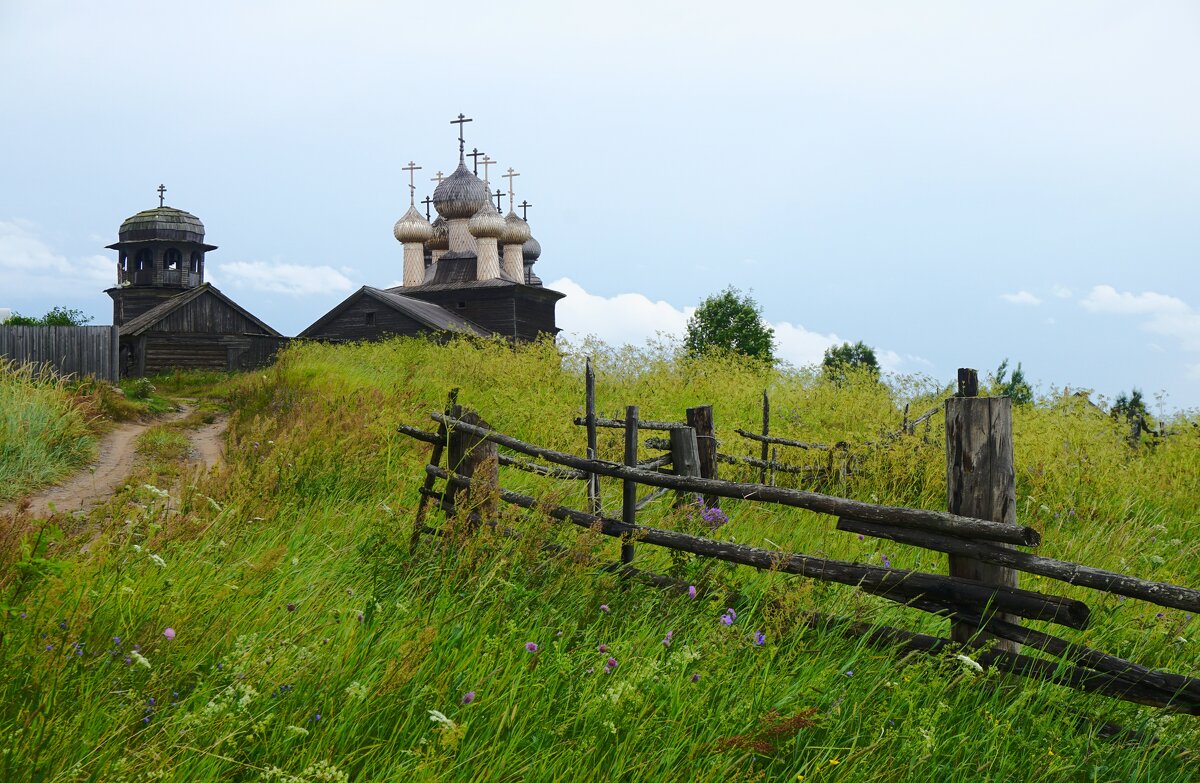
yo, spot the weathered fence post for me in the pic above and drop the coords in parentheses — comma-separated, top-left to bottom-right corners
(411, 389, 459, 550)
(946, 368, 1020, 652)
(621, 405, 639, 565)
(669, 426, 701, 507)
(686, 404, 719, 508)
(759, 390, 770, 484)
(447, 409, 498, 532)
(585, 358, 601, 514)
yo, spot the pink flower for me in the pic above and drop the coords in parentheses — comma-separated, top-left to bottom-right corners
(163, 627, 176, 641)
(599, 604, 610, 613)
(688, 585, 697, 599)
(525, 642, 538, 653)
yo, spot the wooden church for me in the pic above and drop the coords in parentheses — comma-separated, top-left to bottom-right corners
(105, 188, 286, 376)
(300, 115, 563, 343)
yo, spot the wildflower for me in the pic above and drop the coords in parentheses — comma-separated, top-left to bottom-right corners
(584, 668, 595, 675)
(148, 554, 166, 568)
(163, 627, 176, 641)
(525, 642, 538, 653)
(130, 650, 151, 669)
(286, 725, 309, 737)
(881, 554, 892, 568)
(857, 534, 865, 541)
(829, 758, 840, 766)
(19, 612, 26, 620)
(688, 585, 697, 599)
(113, 636, 121, 645)
(754, 631, 766, 646)
(720, 608, 737, 626)
(461, 691, 475, 705)
(605, 657, 618, 672)
(844, 670, 853, 677)
(287, 603, 297, 613)
(691, 673, 701, 682)
(662, 631, 674, 647)
(59, 620, 68, 630)
(955, 654, 984, 674)
(598, 644, 608, 653)
(357, 613, 364, 622)
(701, 506, 729, 528)
(599, 604, 610, 613)
(428, 710, 456, 729)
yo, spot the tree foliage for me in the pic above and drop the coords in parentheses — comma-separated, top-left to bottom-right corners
(1, 306, 93, 326)
(822, 341, 879, 384)
(683, 287, 775, 363)
(990, 358, 1033, 405)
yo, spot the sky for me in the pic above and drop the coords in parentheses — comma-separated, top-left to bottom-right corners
(1, 1, 1197, 411)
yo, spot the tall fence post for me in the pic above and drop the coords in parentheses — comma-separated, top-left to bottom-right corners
(686, 404, 719, 508)
(669, 426, 701, 507)
(946, 368, 1020, 652)
(585, 358, 601, 514)
(447, 408, 498, 533)
(621, 405, 639, 565)
(759, 390, 770, 484)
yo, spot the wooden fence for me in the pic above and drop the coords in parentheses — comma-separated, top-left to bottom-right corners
(0, 325, 119, 383)
(397, 367, 1200, 715)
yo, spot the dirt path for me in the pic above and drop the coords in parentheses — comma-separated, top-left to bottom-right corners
(2, 404, 227, 519)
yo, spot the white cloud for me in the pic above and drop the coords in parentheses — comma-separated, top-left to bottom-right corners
(772, 321, 842, 367)
(0, 219, 113, 297)
(215, 260, 355, 296)
(1052, 284, 1073, 299)
(1001, 290, 1042, 306)
(1081, 284, 1200, 351)
(549, 277, 695, 346)
(0, 308, 10, 322)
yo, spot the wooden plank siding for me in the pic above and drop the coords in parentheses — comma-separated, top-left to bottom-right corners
(0, 325, 120, 383)
(145, 294, 271, 335)
(303, 296, 437, 343)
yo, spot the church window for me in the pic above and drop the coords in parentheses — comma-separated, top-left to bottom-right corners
(164, 248, 182, 270)
(365, 312, 376, 326)
(135, 248, 153, 270)
(189, 252, 202, 274)
(119, 253, 129, 274)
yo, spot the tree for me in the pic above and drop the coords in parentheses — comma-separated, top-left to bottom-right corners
(1, 306, 92, 326)
(822, 341, 879, 384)
(683, 287, 775, 363)
(990, 358, 1033, 405)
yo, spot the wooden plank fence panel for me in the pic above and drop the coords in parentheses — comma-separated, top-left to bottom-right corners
(0, 325, 119, 383)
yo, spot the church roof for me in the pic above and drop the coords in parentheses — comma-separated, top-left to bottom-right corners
(432, 163, 489, 220)
(118, 283, 284, 337)
(113, 206, 211, 245)
(298, 286, 490, 338)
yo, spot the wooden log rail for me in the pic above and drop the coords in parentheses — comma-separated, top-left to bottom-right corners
(400, 422, 590, 481)
(422, 463, 1087, 629)
(430, 412, 1042, 547)
(838, 517, 1200, 613)
(573, 415, 691, 431)
(734, 428, 841, 451)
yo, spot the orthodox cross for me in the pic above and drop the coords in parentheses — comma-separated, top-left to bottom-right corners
(479, 155, 497, 188)
(421, 195, 433, 220)
(402, 161, 422, 206)
(467, 147, 486, 175)
(450, 113, 472, 160)
(503, 167, 520, 211)
(157, 184, 166, 207)
(519, 200, 532, 221)
(493, 189, 504, 211)
(430, 171, 445, 185)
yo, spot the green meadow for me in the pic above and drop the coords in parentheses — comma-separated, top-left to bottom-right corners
(1, 338, 1198, 782)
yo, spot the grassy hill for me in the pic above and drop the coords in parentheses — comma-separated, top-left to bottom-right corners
(1, 337, 1198, 782)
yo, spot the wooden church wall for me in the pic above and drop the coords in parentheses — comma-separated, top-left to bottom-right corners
(306, 297, 436, 343)
(148, 293, 270, 335)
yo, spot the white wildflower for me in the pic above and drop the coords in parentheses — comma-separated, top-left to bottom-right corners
(285, 725, 309, 737)
(142, 484, 169, 499)
(1149, 555, 1166, 566)
(344, 680, 369, 700)
(955, 653, 984, 674)
(428, 710, 456, 730)
(148, 554, 166, 568)
(131, 544, 143, 553)
(130, 650, 152, 669)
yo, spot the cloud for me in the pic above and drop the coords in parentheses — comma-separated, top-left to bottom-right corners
(215, 260, 355, 296)
(0, 219, 113, 298)
(1052, 285, 1073, 299)
(1001, 290, 1042, 306)
(772, 321, 843, 367)
(1081, 284, 1200, 351)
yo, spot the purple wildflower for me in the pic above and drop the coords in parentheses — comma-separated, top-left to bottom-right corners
(857, 534, 865, 541)
(605, 657, 618, 672)
(691, 673, 701, 682)
(701, 506, 729, 529)
(163, 627, 176, 641)
(598, 644, 608, 653)
(461, 691, 476, 705)
(662, 631, 674, 647)
(525, 642, 538, 653)
(720, 608, 737, 626)
(753, 630, 766, 646)
(688, 585, 697, 599)
(287, 603, 296, 613)
(599, 604, 610, 613)
(845, 670, 854, 677)
(881, 554, 892, 568)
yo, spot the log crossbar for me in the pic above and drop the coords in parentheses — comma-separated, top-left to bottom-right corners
(573, 415, 690, 431)
(734, 428, 839, 451)
(423, 463, 1088, 629)
(430, 412, 1042, 547)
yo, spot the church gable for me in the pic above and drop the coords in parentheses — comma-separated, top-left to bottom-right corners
(147, 288, 274, 335)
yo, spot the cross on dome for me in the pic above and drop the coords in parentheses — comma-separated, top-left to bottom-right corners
(519, 200, 532, 220)
(157, 184, 166, 207)
(421, 195, 433, 220)
(503, 168, 520, 211)
(493, 189, 504, 211)
(479, 155, 496, 188)
(402, 161, 422, 206)
(450, 113, 472, 162)
(431, 171, 445, 185)
(467, 148, 486, 175)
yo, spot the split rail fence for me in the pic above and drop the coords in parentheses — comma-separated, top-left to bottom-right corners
(397, 364, 1200, 715)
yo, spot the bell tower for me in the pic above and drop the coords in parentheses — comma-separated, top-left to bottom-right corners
(105, 185, 217, 326)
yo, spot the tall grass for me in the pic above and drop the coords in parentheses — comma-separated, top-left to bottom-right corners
(1, 337, 1197, 782)
(0, 361, 94, 502)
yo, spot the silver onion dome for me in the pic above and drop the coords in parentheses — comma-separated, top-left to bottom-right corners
(428, 216, 449, 251)
(468, 204, 506, 239)
(393, 205, 434, 243)
(500, 211, 532, 245)
(432, 162, 489, 220)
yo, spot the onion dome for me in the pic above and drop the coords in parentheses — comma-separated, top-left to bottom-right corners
(428, 216, 449, 251)
(468, 203, 506, 239)
(432, 162, 489, 220)
(118, 207, 206, 243)
(393, 205, 434, 243)
(500, 211, 532, 245)
(522, 235, 542, 261)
